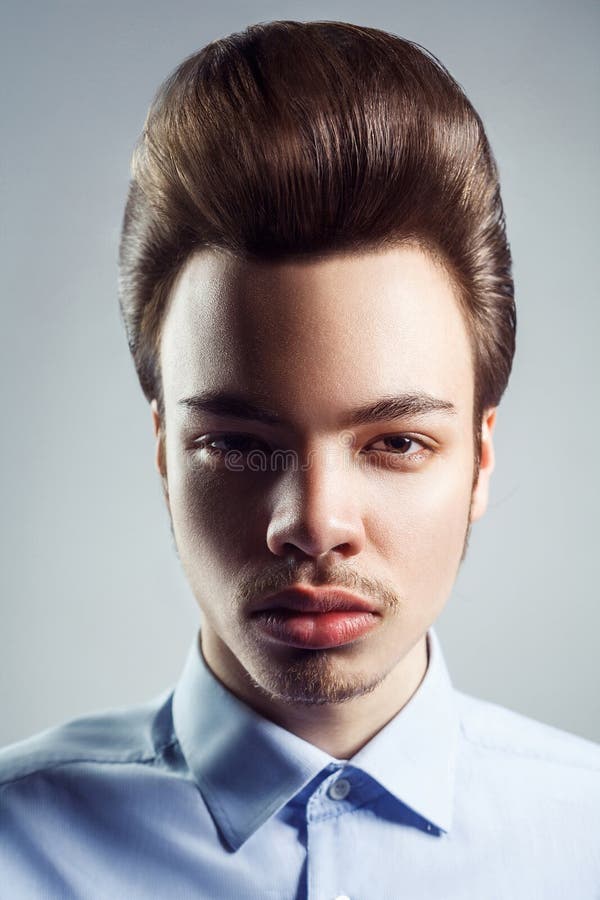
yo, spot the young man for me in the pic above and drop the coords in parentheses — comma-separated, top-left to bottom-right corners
(1, 20, 598, 899)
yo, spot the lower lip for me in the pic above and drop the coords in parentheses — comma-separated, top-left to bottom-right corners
(253, 609, 380, 649)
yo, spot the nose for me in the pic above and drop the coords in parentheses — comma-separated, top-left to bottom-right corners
(266, 444, 366, 562)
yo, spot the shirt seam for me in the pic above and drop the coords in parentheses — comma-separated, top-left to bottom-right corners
(196, 772, 243, 846)
(459, 720, 600, 771)
(0, 737, 180, 790)
(307, 793, 442, 835)
(306, 786, 390, 823)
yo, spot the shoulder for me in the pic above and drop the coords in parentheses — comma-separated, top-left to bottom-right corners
(0, 688, 176, 790)
(455, 688, 600, 769)
(450, 691, 600, 886)
(454, 689, 600, 813)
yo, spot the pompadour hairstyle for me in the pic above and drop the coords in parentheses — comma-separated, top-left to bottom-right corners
(118, 19, 516, 464)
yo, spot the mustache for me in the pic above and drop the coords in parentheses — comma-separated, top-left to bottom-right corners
(233, 558, 404, 613)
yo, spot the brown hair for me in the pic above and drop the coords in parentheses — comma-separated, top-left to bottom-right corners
(118, 20, 516, 467)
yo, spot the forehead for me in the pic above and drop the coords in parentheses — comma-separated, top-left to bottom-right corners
(158, 245, 474, 427)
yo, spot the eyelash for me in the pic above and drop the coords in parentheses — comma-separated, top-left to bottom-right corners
(191, 433, 432, 466)
(367, 435, 430, 461)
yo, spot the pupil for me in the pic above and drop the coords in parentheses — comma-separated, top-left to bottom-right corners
(388, 436, 411, 453)
(227, 437, 254, 451)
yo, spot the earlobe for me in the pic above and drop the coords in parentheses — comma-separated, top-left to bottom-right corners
(470, 407, 497, 523)
(151, 398, 161, 441)
(150, 399, 169, 493)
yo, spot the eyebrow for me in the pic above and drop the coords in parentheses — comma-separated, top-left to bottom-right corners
(177, 390, 457, 427)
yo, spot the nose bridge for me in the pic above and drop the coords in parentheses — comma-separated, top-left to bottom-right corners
(266, 438, 365, 559)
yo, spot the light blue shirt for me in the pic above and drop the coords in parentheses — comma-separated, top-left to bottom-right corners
(1, 626, 599, 899)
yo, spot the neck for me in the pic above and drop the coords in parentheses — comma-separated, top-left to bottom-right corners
(201, 628, 430, 759)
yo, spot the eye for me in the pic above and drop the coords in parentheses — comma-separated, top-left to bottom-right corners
(193, 433, 269, 457)
(364, 434, 430, 462)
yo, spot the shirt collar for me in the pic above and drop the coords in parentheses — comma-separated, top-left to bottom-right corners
(172, 625, 458, 850)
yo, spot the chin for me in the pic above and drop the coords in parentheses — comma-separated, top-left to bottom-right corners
(244, 643, 386, 706)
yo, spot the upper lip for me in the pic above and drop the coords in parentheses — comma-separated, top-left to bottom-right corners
(250, 585, 381, 616)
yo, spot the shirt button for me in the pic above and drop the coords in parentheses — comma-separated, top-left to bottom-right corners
(328, 777, 351, 800)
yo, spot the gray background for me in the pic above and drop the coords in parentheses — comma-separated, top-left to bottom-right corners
(1, 0, 598, 747)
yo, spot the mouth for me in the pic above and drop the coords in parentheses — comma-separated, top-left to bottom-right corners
(249, 585, 381, 649)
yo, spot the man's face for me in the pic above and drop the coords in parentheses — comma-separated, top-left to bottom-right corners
(154, 245, 495, 710)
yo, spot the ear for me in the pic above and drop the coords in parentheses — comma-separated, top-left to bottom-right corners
(150, 399, 169, 498)
(470, 407, 497, 523)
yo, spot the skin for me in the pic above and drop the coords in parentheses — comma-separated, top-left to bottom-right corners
(151, 244, 496, 759)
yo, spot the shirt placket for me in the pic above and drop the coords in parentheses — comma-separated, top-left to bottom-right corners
(305, 764, 357, 900)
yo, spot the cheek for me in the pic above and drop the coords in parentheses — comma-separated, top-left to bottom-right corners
(367, 465, 473, 589)
(166, 458, 268, 569)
